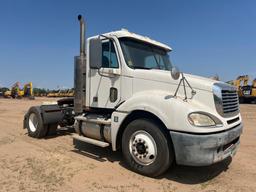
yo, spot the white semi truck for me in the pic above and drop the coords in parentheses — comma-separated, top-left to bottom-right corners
(23, 15, 243, 177)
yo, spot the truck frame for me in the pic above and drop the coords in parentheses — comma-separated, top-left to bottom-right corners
(23, 15, 243, 177)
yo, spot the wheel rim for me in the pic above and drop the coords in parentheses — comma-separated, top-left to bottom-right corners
(28, 113, 38, 132)
(129, 130, 157, 166)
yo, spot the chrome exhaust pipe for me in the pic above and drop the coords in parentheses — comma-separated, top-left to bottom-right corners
(78, 14, 85, 57)
(74, 15, 86, 114)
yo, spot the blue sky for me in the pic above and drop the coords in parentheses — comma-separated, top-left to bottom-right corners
(0, 0, 255, 89)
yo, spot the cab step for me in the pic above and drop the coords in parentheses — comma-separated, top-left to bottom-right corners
(73, 134, 110, 148)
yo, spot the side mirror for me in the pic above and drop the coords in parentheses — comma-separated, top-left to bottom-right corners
(89, 37, 102, 69)
(171, 66, 180, 80)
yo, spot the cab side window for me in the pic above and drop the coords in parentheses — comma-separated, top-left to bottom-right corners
(102, 41, 119, 68)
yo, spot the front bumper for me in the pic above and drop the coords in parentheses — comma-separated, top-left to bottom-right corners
(170, 123, 243, 166)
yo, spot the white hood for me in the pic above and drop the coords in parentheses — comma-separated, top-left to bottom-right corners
(132, 69, 217, 92)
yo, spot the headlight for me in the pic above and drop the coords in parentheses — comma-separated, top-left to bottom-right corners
(188, 112, 222, 127)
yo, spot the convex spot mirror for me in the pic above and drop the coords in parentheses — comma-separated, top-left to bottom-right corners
(90, 37, 102, 69)
(171, 66, 180, 80)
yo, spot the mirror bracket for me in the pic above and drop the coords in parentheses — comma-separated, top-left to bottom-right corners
(173, 72, 196, 101)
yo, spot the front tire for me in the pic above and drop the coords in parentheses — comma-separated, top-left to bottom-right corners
(122, 119, 174, 177)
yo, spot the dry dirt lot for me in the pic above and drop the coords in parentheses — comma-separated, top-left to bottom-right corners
(0, 97, 255, 192)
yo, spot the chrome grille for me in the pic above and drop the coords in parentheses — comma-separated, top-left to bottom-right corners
(213, 83, 239, 118)
(221, 90, 239, 114)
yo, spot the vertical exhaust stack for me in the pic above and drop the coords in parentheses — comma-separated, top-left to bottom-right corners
(74, 15, 86, 114)
(78, 15, 85, 57)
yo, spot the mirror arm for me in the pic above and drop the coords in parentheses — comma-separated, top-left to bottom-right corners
(97, 69, 109, 78)
(97, 69, 116, 78)
(174, 73, 196, 101)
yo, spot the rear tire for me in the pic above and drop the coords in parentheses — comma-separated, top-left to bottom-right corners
(26, 106, 48, 138)
(122, 119, 174, 177)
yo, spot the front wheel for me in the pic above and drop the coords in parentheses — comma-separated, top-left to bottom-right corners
(122, 119, 174, 177)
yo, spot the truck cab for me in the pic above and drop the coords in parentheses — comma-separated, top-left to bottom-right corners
(24, 15, 243, 177)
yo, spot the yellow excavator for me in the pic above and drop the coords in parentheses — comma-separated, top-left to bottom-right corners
(4, 82, 34, 99)
(229, 75, 256, 103)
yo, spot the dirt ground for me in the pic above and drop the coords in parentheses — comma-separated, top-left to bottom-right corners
(0, 97, 255, 192)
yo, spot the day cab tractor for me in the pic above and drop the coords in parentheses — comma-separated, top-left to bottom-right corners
(23, 15, 243, 177)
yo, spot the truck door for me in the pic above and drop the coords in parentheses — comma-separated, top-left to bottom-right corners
(89, 39, 121, 109)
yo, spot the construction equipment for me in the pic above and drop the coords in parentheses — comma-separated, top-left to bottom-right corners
(3, 90, 11, 98)
(65, 89, 74, 97)
(4, 82, 34, 99)
(47, 90, 60, 97)
(228, 75, 256, 103)
(47, 89, 74, 97)
(0, 87, 9, 97)
(23, 14, 242, 177)
(233, 75, 249, 87)
(23, 82, 33, 98)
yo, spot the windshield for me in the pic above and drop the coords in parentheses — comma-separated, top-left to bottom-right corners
(119, 38, 172, 70)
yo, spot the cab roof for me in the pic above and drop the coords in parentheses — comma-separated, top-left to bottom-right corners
(101, 29, 172, 51)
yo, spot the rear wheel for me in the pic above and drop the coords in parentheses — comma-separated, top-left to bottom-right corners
(25, 106, 58, 138)
(122, 119, 174, 177)
(26, 107, 48, 138)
